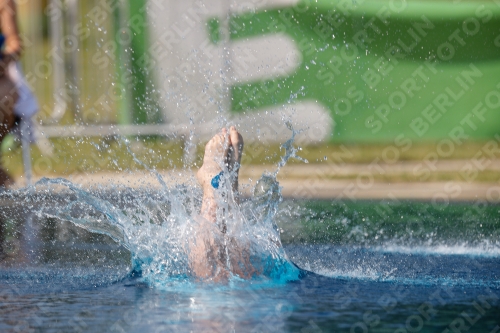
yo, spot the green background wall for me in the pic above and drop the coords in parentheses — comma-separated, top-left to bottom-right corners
(210, 0, 500, 142)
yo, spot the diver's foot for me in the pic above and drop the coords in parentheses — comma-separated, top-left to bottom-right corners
(197, 128, 230, 193)
(228, 126, 244, 192)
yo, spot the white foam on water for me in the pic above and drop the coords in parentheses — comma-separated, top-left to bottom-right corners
(373, 242, 500, 257)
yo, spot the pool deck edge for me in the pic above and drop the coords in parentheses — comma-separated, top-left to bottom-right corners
(8, 163, 500, 202)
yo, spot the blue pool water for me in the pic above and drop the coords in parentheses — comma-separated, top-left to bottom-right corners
(0, 184, 499, 332)
(1, 259, 498, 333)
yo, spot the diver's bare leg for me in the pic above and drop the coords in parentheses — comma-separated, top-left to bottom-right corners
(196, 128, 230, 223)
(228, 126, 244, 200)
(189, 129, 229, 280)
(191, 127, 248, 280)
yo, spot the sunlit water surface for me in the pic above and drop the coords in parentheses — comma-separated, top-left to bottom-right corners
(1, 180, 499, 332)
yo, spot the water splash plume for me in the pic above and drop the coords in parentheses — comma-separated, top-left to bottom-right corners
(32, 126, 306, 286)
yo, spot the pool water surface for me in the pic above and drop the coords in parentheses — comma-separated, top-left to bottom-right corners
(0, 192, 499, 332)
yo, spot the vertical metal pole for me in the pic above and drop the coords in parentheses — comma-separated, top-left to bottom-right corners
(49, 0, 67, 123)
(19, 0, 39, 186)
(114, 0, 132, 125)
(22, 213, 38, 264)
(21, 121, 32, 186)
(66, 0, 82, 123)
(221, 0, 232, 118)
(216, 0, 234, 147)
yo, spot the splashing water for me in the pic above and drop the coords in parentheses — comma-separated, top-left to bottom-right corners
(275, 121, 308, 175)
(32, 127, 307, 286)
